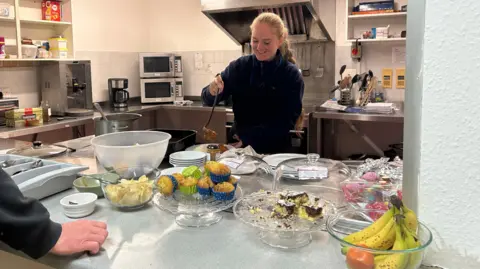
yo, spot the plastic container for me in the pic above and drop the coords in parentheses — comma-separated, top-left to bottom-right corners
(51, 48, 68, 59)
(21, 45, 38, 59)
(48, 37, 67, 49)
(327, 209, 433, 269)
(90, 131, 171, 174)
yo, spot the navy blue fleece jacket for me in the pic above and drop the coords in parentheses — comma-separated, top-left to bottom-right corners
(202, 50, 304, 153)
(0, 168, 61, 259)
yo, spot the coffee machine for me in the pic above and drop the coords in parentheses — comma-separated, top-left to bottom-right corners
(40, 60, 94, 116)
(108, 78, 129, 109)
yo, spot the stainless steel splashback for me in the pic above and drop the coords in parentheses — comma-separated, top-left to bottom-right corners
(201, 0, 334, 45)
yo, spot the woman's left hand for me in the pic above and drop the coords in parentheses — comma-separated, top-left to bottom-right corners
(230, 140, 243, 148)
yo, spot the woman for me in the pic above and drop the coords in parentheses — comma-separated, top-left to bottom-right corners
(201, 12, 304, 154)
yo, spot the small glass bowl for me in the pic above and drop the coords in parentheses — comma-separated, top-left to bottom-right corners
(101, 166, 160, 210)
(326, 209, 433, 269)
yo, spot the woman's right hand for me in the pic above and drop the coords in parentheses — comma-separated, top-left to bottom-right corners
(209, 74, 224, 96)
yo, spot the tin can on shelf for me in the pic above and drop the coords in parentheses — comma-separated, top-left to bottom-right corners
(42, 1, 61, 22)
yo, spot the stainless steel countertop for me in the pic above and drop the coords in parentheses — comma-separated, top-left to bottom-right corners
(0, 141, 349, 268)
(0, 101, 231, 139)
(311, 110, 404, 123)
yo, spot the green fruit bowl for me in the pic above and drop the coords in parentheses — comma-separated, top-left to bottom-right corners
(326, 209, 433, 269)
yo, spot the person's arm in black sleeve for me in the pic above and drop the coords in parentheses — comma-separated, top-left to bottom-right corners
(201, 59, 240, 106)
(0, 168, 61, 259)
(240, 69, 304, 149)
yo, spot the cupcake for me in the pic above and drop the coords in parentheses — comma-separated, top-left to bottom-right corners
(212, 182, 235, 201)
(204, 161, 231, 183)
(157, 175, 176, 196)
(227, 176, 238, 189)
(179, 176, 198, 195)
(171, 173, 185, 185)
(197, 176, 214, 196)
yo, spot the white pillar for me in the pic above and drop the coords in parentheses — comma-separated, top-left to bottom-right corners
(404, 0, 480, 267)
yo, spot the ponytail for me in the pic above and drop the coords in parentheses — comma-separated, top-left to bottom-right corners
(280, 33, 296, 65)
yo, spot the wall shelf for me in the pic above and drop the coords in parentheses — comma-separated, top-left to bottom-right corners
(0, 0, 74, 59)
(347, 37, 406, 43)
(0, 17, 15, 22)
(0, 58, 75, 61)
(348, 12, 407, 19)
(346, 0, 408, 44)
(20, 19, 72, 26)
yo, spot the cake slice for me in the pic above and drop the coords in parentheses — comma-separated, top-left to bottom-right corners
(273, 199, 296, 218)
(279, 191, 309, 206)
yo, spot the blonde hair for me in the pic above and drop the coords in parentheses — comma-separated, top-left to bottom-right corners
(250, 12, 296, 65)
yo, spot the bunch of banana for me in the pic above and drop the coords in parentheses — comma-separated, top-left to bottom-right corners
(341, 195, 422, 269)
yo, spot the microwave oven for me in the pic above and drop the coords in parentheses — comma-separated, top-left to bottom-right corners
(139, 53, 183, 78)
(140, 78, 184, 103)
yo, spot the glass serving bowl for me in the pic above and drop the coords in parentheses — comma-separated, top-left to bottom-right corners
(101, 166, 159, 210)
(326, 209, 433, 269)
(233, 186, 345, 249)
(152, 186, 243, 228)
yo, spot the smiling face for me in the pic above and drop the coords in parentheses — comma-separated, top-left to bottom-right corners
(251, 22, 284, 62)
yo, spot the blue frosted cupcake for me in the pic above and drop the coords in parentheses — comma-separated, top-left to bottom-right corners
(204, 161, 231, 183)
(212, 182, 236, 201)
(197, 176, 214, 196)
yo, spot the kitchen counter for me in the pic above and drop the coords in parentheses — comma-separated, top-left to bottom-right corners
(0, 135, 437, 269)
(311, 109, 404, 123)
(0, 101, 231, 139)
(0, 137, 348, 269)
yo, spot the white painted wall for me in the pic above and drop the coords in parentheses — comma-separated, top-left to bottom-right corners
(405, 0, 480, 267)
(146, 0, 239, 52)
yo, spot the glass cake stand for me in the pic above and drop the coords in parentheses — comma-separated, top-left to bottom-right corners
(233, 189, 339, 249)
(152, 186, 243, 227)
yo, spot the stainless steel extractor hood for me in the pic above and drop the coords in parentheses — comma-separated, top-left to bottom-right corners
(201, 0, 334, 45)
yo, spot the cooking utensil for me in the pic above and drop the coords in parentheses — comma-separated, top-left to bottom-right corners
(203, 88, 219, 142)
(1, 159, 17, 168)
(340, 65, 346, 79)
(7, 141, 68, 158)
(12, 160, 43, 176)
(94, 103, 108, 121)
(94, 113, 142, 136)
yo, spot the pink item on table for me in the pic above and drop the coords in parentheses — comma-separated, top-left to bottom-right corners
(361, 171, 378, 182)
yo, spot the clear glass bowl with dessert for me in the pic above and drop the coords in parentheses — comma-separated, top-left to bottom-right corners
(274, 153, 352, 188)
(233, 153, 348, 249)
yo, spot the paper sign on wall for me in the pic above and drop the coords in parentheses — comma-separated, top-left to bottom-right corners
(392, 47, 406, 64)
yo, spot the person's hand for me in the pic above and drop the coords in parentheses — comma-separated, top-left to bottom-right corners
(50, 220, 108, 256)
(209, 74, 224, 96)
(230, 134, 243, 148)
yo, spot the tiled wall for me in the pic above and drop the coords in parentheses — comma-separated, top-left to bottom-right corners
(0, 66, 40, 108)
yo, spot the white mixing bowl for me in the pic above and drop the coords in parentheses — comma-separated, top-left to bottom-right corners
(91, 131, 171, 172)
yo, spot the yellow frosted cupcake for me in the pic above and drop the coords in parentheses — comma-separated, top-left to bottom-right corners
(179, 176, 198, 195)
(157, 175, 176, 196)
(212, 182, 235, 201)
(197, 176, 214, 196)
(171, 173, 185, 185)
(204, 161, 231, 183)
(227, 176, 238, 189)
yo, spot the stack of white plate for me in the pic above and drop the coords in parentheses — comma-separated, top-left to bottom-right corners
(169, 151, 207, 167)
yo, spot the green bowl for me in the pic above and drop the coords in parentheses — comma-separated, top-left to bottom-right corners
(73, 176, 104, 198)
